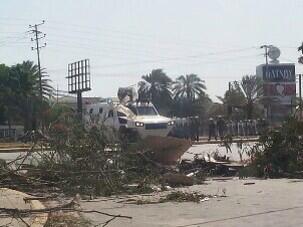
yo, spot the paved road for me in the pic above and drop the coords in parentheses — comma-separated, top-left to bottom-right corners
(81, 178, 303, 227)
(0, 141, 253, 163)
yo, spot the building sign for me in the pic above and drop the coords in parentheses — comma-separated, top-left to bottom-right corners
(256, 63, 296, 105)
(262, 64, 295, 82)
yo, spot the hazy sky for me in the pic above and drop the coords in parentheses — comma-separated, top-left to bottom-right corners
(1, 0, 303, 101)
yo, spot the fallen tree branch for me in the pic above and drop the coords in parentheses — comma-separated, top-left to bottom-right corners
(0, 200, 132, 220)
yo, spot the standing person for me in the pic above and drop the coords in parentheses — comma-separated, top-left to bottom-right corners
(243, 120, 248, 137)
(247, 120, 252, 136)
(189, 117, 194, 140)
(231, 120, 236, 136)
(193, 116, 200, 142)
(208, 118, 217, 141)
(217, 116, 225, 140)
(189, 117, 196, 141)
(239, 120, 244, 136)
(183, 118, 190, 139)
(226, 120, 231, 136)
(253, 119, 258, 135)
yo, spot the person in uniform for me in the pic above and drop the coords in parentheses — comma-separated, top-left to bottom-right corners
(217, 116, 226, 140)
(208, 117, 217, 141)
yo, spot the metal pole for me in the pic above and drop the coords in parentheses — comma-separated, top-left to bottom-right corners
(299, 74, 302, 109)
(34, 25, 43, 101)
(265, 46, 268, 65)
(77, 91, 82, 119)
(261, 45, 270, 122)
(56, 84, 59, 104)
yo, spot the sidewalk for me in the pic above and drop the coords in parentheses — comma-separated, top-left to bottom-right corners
(0, 188, 48, 227)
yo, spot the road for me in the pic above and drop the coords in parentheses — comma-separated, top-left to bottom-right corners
(1, 142, 301, 227)
(81, 178, 303, 227)
(0, 140, 254, 163)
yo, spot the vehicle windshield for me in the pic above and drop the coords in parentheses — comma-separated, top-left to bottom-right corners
(136, 106, 158, 116)
(127, 105, 158, 116)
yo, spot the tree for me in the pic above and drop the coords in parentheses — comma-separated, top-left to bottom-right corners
(233, 75, 262, 119)
(0, 64, 18, 133)
(173, 74, 206, 101)
(172, 74, 207, 117)
(5, 61, 53, 130)
(10, 61, 53, 100)
(138, 69, 172, 114)
(217, 83, 246, 119)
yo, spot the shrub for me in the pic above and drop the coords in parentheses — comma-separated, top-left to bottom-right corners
(249, 117, 303, 177)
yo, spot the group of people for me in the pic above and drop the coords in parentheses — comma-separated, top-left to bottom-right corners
(208, 117, 268, 141)
(170, 116, 268, 141)
(169, 116, 200, 141)
(227, 119, 268, 136)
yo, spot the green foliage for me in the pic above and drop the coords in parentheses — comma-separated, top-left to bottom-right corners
(0, 61, 53, 130)
(172, 74, 208, 117)
(173, 74, 206, 101)
(137, 70, 211, 117)
(207, 102, 225, 117)
(138, 69, 172, 115)
(0, 64, 13, 124)
(233, 75, 262, 119)
(249, 117, 303, 177)
(218, 75, 262, 119)
(160, 191, 209, 203)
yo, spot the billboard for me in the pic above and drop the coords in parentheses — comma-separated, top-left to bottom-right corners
(256, 63, 296, 105)
(67, 59, 91, 94)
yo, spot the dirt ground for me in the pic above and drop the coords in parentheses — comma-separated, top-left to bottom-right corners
(81, 178, 303, 227)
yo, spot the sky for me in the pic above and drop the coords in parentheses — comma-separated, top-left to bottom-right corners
(1, 0, 303, 101)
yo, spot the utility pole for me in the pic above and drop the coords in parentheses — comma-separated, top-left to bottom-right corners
(260, 45, 270, 65)
(29, 21, 46, 131)
(227, 81, 232, 118)
(299, 74, 302, 109)
(56, 84, 59, 104)
(260, 44, 270, 121)
(29, 20, 46, 101)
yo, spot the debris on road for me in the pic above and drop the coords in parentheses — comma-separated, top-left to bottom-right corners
(163, 173, 194, 187)
(243, 182, 255, 185)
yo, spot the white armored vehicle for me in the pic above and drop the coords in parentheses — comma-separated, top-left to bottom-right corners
(83, 88, 174, 138)
(83, 87, 191, 165)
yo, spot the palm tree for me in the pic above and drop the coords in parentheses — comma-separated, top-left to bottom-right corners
(173, 74, 206, 101)
(10, 61, 53, 100)
(9, 61, 53, 130)
(138, 69, 172, 114)
(172, 74, 207, 117)
(233, 75, 262, 119)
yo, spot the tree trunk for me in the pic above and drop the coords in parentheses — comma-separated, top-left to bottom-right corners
(247, 101, 253, 119)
